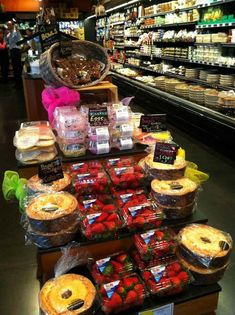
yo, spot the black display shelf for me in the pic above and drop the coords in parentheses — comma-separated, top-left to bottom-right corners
(37, 209, 207, 254)
(140, 22, 196, 30)
(16, 144, 148, 170)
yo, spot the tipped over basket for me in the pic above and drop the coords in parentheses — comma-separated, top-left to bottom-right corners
(39, 40, 110, 89)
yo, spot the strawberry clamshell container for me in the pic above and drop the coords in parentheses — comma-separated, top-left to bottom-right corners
(89, 252, 135, 284)
(98, 273, 147, 314)
(141, 260, 192, 297)
(134, 227, 177, 261)
(132, 250, 176, 270)
(73, 172, 110, 196)
(69, 161, 103, 175)
(77, 194, 116, 215)
(104, 156, 136, 169)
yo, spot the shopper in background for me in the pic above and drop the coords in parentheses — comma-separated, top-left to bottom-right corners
(6, 21, 22, 88)
(0, 25, 9, 83)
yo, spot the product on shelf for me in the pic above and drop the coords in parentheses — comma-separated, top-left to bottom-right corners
(111, 137, 134, 150)
(134, 227, 177, 261)
(89, 252, 135, 284)
(144, 153, 187, 180)
(27, 173, 71, 194)
(189, 85, 205, 105)
(69, 161, 103, 175)
(77, 194, 116, 215)
(105, 157, 136, 168)
(141, 260, 191, 296)
(25, 192, 78, 233)
(98, 273, 147, 314)
(88, 140, 111, 155)
(177, 224, 232, 284)
(132, 250, 175, 270)
(116, 67, 139, 77)
(39, 274, 96, 315)
(73, 172, 110, 195)
(151, 177, 198, 208)
(80, 211, 123, 240)
(108, 165, 145, 190)
(157, 202, 196, 220)
(134, 130, 173, 146)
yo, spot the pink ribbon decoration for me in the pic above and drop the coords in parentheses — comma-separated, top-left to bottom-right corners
(42, 87, 80, 126)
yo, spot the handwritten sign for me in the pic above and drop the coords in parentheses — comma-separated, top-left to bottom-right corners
(153, 142, 179, 164)
(89, 107, 109, 126)
(140, 114, 166, 132)
(40, 24, 60, 52)
(60, 39, 72, 57)
(38, 158, 64, 184)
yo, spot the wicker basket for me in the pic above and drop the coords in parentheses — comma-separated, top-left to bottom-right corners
(39, 40, 110, 89)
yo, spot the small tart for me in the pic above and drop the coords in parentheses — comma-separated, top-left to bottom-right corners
(178, 224, 232, 269)
(27, 173, 71, 193)
(39, 274, 96, 315)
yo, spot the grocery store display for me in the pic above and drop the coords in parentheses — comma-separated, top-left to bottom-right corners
(39, 274, 96, 315)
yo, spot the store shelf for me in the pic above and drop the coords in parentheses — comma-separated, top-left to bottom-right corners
(140, 21, 196, 30)
(141, 6, 197, 19)
(110, 21, 125, 26)
(124, 35, 140, 38)
(196, 22, 235, 28)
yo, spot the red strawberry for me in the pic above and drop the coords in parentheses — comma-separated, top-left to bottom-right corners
(133, 165, 142, 172)
(105, 292, 122, 309)
(170, 276, 181, 287)
(133, 216, 145, 226)
(99, 285, 106, 296)
(123, 277, 138, 289)
(102, 204, 116, 212)
(166, 271, 177, 278)
(107, 213, 118, 222)
(96, 213, 109, 222)
(171, 262, 182, 273)
(178, 271, 189, 283)
(116, 254, 128, 263)
(117, 286, 126, 296)
(125, 290, 137, 304)
(110, 260, 123, 270)
(142, 271, 151, 281)
(90, 223, 105, 234)
(134, 284, 144, 296)
(155, 230, 164, 240)
(104, 221, 116, 231)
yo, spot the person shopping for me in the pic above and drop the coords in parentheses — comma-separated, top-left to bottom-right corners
(0, 25, 9, 83)
(6, 21, 22, 87)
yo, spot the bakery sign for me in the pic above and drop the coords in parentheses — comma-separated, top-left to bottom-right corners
(153, 142, 179, 165)
(40, 24, 60, 52)
(89, 107, 109, 126)
(38, 158, 64, 184)
(140, 114, 167, 132)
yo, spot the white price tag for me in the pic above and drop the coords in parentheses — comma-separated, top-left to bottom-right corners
(115, 107, 129, 123)
(97, 141, 110, 154)
(96, 127, 110, 141)
(139, 303, 174, 315)
(120, 124, 134, 137)
(120, 137, 133, 150)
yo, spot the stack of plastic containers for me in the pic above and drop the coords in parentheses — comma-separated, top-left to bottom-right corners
(54, 106, 87, 157)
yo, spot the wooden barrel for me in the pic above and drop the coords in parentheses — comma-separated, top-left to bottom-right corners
(39, 40, 110, 89)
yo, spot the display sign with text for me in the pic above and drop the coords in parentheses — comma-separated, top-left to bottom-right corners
(38, 158, 64, 184)
(140, 114, 167, 132)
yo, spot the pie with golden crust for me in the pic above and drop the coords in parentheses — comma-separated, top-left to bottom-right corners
(39, 274, 96, 315)
(27, 173, 71, 193)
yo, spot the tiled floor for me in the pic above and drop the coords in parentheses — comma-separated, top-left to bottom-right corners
(0, 82, 234, 315)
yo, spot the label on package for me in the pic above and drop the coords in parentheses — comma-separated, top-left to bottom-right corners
(114, 167, 127, 175)
(64, 130, 81, 139)
(87, 213, 102, 225)
(120, 124, 133, 137)
(108, 158, 120, 166)
(77, 173, 94, 184)
(115, 107, 129, 123)
(72, 163, 85, 170)
(89, 107, 109, 126)
(128, 202, 150, 217)
(120, 137, 133, 150)
(83, 199, 97, 209)
(38, 158, 64, 184)
(66, 144, 83, 151)
(64, 117, 79, 129)
(153, 142, 179, 165)
(141, 230, 155, 244)
(151, 265, 166, 283)
(96, 257, 111, 273)
(140, 114, 167, 132)
(96, 127, 110, 141)
(104, 280, 120, 299)
(97, 141, 110, 154)
(120, 193, 133, 203)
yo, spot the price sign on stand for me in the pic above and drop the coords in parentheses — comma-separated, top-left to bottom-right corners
(139, 303, 174, 315)
(38, 158, 64, 184)
(60, 39, 73, 57)
(153, 142, 179, 164)
(140, 114, 167, 132)
(40, 24, 60, 52)
(89, 107, 109, 126)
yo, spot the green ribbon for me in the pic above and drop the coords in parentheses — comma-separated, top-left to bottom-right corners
(2, 171, 27, 211)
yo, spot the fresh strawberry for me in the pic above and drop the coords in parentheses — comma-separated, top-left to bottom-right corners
(96, 212, 109, 222)
(117, 286, 126, 297)
(123, 277, 139, 289)
(178, 271, 189, 283)
(170, 276, 181, 287)
(133, 216, 145, 226)
(116, 253, 128, 264)
(103, 264, 114, 275)
(90, 223, 105, 234)
(125, 290, 138, 304)
(102, 204, 116, 212)
(134, 284, 144, 296)
(171, 262, 182, 273)
(110, 260, 123, 270)
(107, 213, 118, 222)
(166, 270, 177, 278)
(105, 292, 122, 309)
(142, 271, 151, 281)
(104, 221, 116, 231)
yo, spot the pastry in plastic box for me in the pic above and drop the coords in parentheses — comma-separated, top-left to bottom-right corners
(109, 105, 131, 124)
(26, 221, 79, 248)
(58, 142, 86, 157)
(98, 273, 147, 314)
(56, 107, 85, 131)
(73, 172, 110, 195)
(151, 177, 198, 208)
(57, 128, 86, 142)
(132, 250, 175, 270)
(80, 211, 122, 240)
(121, 198, 164, 232)
(141, 260, 191, 296)
(88, 140, 110, 155)
(15, 146, 57, 164)
(111, 137, 134, 151)
(108, 165, 145, 190)
(111, 123, 134, 138)
(105, 157, 136, 168)
(88, 126, 110, 141)
(89, 252, 135, 284)
(144, 153, 187, 180)
(27, 173, 71, 194)
(69, 161, 103, 175)
(134, 130, 172, 146)
(39, 274, 96, 315)
(77, 194, 116, 215)
(25, 192, 78, 233)
(134, 228, 177, 261)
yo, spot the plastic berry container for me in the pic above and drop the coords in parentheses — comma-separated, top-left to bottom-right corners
(77, 194, 116, 215)
(108, 166, 145, 190)
(105, 157, 136, 169)
(121, 201, 164, 232)
(98, 273, 147, 315)
(134, 228, 177, 261)
(69, 161, 103, 175)
(141, 260, 191, 296)
(73, 172, 110, 196)
(89, 252, 135, 284)
(132, 250, 175, 270)
(113, 190, 148, 208)
(80, 211, 123, 240)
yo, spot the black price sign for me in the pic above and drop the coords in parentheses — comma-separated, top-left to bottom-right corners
(60, 39, 72, 57)
(40, 24, 60, 52)
(38, 158, 64, 184)
(140, 114, 167, 132)
(153, 142, 179, 165)
(89, 107, 109, 126)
